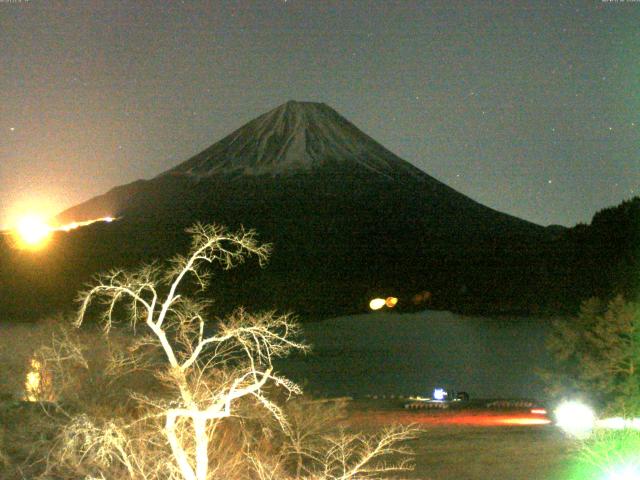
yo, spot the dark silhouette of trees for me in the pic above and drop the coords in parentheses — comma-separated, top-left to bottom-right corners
(542, 295, 640, 414)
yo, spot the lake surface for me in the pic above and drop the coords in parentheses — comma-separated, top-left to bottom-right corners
(276, 310, 554, 400)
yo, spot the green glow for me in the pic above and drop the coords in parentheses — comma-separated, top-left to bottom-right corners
(563, 430, 640, 480)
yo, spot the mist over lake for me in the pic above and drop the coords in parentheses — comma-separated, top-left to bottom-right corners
(277, 310, 554, 400)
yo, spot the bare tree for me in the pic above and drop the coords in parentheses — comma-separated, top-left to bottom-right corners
(249, 412, 417, 480)
(52, 222, 419, 480)
(317, 425, 416, 480)
(76, 223, 308, 480)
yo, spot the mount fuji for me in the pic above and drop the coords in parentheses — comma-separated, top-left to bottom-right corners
(58, 101, 538, 232)
(4, 101, 558, 318)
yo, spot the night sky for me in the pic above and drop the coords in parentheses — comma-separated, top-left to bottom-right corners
(1, 0, 638, 229)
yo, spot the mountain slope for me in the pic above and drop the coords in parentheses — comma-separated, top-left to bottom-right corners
(7, 101, 558, 318)
(58, 101, 540, 236)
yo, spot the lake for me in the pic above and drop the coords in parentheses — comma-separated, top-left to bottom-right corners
(277, 310, 555, 400)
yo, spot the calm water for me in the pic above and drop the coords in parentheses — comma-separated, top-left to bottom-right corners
(277, 310, 554, 400)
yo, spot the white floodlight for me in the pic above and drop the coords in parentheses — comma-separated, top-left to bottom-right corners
(433, 388, 446, 401)
(605, 463, 640, 480)
(554, 400, 595, 438)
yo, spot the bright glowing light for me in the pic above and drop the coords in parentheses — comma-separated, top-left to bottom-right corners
(23, 357, 53, 402)
(555, 400, 595, 438)
(369, 298, 386, 310)
(606, 463, 640, 480)
(24, 359, 42, 401)
(531, 408, 548, 415)
(598, 417, 628, 430)
(59, 221, 79, 232)
(597, 417, 640, 431)
(14, 215, 52, 249)
(57, 216, 115, 232)
(369, 296, 398, 310)
(8, 215, 116, 250)
(433, 388, 446, 401)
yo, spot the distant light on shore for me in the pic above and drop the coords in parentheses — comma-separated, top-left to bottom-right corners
(369, 296, 399, 311)
(369, 298, 386, 310)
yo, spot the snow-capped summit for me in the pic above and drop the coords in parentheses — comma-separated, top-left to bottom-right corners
(163, 100, 424, 179)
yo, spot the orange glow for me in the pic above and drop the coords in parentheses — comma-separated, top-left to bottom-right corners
(412, 291, 432, 305)
(57, 216, 115, 232)
(444, 413, 551, 426)
(14, 215, 52, 249)
(385, 297, 398, 308)
(498, 417, 552, 426)
(9, 215, 116, 250)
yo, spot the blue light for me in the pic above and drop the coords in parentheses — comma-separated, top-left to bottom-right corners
(433, 388, 446, 401)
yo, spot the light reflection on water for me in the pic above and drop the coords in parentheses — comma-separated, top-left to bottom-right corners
(276, 310, 554, 400)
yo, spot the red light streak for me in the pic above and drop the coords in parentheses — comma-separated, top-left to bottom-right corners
(444, 414, 551, 426)
(349, 410, 552, 428)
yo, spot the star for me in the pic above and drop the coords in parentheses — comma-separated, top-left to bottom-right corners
(9, 127, 15, 132)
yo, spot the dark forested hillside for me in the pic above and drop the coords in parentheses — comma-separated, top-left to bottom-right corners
(559, 196, 640, 304)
